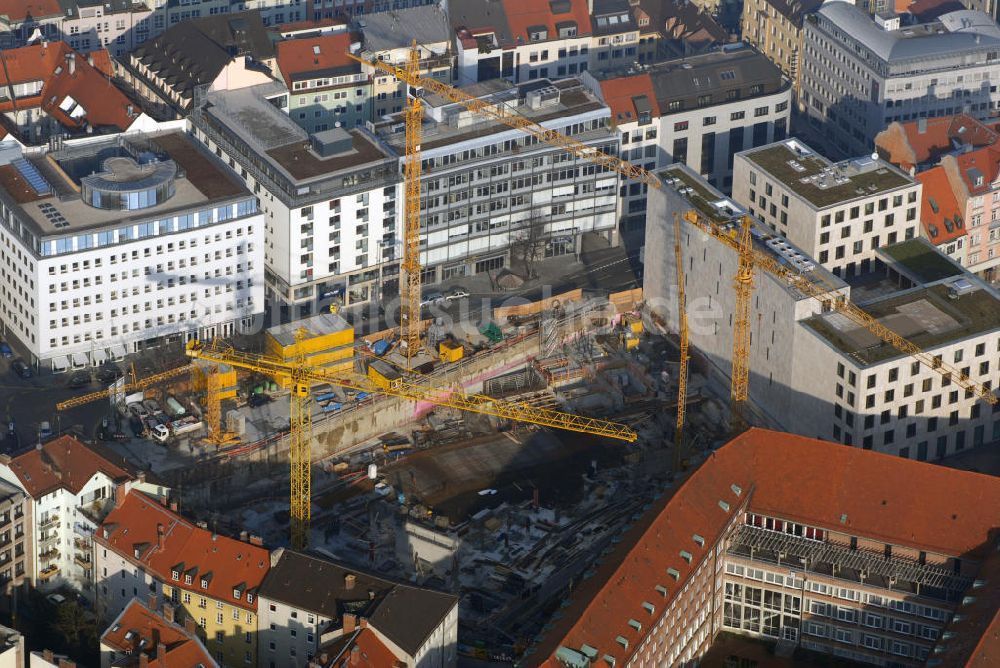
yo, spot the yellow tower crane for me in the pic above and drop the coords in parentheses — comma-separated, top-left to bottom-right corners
(400, 42, 424, 363)
(680, 209, 999, 407)
(672, 213, 689, 467)
(186, 338, 637, 549)
(56, 364, 194, 412)
(730, 215, 755, 429)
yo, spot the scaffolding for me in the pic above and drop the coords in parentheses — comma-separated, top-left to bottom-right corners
(729, 524, 972, 597)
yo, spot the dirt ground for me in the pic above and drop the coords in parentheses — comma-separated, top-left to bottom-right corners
(382, 425, 631, 523)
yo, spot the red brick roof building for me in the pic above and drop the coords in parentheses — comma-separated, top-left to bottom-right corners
(532, 428, 1000, 667)
(0, 42, 141, 144)
(100, 597, 218, 668)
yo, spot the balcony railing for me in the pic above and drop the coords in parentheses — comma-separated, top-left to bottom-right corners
(38, 515, 59, 528)
(38, 548, 60, 563)
(38, 565, 59, 581)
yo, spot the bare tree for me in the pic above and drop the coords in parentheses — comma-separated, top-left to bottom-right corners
(510, 213, 548, 280)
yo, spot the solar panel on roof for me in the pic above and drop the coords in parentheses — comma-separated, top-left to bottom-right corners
(12, 158, 51, 195)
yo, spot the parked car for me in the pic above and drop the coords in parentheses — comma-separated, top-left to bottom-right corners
(149, 424, 170, 443)
(128, 416, 144, 438)
(67, 372, 90, 389)
(447, 287, 470, 301)
(420, 291, 446, 307)
(97, 365, 123, 384)
(0, 342, 12, 359)
(11, 360, 31, 379)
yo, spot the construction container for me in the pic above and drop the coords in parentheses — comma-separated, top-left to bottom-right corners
(629, 320, 644, 335)
(439, 340, 464, 363)
(265, 313, 354, 388)
(367, 359, 402, 390)
(625, 335, 640, 351)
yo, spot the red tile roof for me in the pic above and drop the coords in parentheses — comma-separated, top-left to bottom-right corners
(955, 145, 1000, 196)
(274, 17, 347, 35)
(897, 115, 998, 170)
(325, 628, 401, 668)
(275, 32, 359, 90)
(599, 74, 660, 125)
(533, 428, 1000, 667)
(501, 0, 592, 44)
(98, 491, 269, 611)
(101, 598, 218, 668)
(917, 166, 966, 246)
(0, 42, 134, 133)
(0, 0, 62, 22)
(5, 435, 133, 498)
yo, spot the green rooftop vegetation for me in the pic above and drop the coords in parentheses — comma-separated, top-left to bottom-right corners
(746, 144, 912, 208)
(881, 239, 963, 283)
(804, 283, 1000, 365)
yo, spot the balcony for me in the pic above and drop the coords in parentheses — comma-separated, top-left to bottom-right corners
(38, 565, 59, 582)
(38, 515, 59, 529)
(73, 554, 91, 569)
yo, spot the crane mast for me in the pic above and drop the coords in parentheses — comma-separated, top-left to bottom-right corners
(672, 213, 689, 465)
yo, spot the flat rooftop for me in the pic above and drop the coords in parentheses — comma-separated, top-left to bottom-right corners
(881, 238, 964, 283)
(739, 139, 914, 208)
(1, 131, 247, 237)
(203, 82, 393, 184)
(377, 78, 607, 154)
(267, 311, 351, 346)
(660, 164, 845, 299)
(804, 281, 1000, 364)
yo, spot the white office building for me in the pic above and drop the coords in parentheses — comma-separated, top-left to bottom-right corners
(0, 130, 265, 371)
(801, 2, 1000, 158)
(732, 139, 921, 279)
(646, 163, 1000, 461)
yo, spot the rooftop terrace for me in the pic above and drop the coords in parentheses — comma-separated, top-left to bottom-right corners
(804, 282, 1000, 365)
(741, 139, 913, 208)
(881, 238, 964, 283)
(1, 131, 247, 237)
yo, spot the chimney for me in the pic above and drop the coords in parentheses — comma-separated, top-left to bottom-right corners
(87, 52, 94, 67)
(66, 52, 76, 76)
(344, 573, 356, 590)
(350, 646, 360, 666)
(147, 592, 157, 610)
(342, 613, 356, 633)
(138, 654, 148, 668)
(918, 117, 927, 134)
(57, 660, 75, 668)
(156, 523, 164, 549)
(156, 642, 166, 661)
(163, 603, 174, 624)
(169, 499, 178, 512)
(114, 484, 127, 508)
(43, 650, 53, 663)
(240, 530, 248, 542)
(249, 535, 264, 546)
(359, 617, 367, 629)
(184, 616, 196, 635)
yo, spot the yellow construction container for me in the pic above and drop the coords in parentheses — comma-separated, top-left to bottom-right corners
(439, 340, 464, 363)
(629, 320, 644, 335)
(367, 359, 402, 390)
(192, 363, 237, 400)
(624, 335, 640, 351)
(265, 313, 355, 388)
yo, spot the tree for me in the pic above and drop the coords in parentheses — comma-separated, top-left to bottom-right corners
(510, 213, 548, 280)
(50, 602, 95, 648)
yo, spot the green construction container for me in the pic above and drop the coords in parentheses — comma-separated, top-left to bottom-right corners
(252, 385, 264, 395)
(479, 322, 503, 343)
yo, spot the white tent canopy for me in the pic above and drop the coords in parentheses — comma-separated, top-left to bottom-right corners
(110, 344, 127, 361)
(71, 352, 88, 368)
(51, 356, 69, 373)
(91, 349, 108, 365)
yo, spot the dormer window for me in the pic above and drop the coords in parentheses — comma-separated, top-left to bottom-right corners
(246, 593, 254, 604)
(233, 589, 242, 600)
(171, 570, 179, 581)
(184, 575, 192, 585)
(201, 579, 209, 589)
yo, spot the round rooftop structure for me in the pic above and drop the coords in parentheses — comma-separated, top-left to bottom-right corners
(80, 155, 177, 211)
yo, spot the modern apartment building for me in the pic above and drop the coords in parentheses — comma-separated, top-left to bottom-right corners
(645, 163, 1000, 460)
(0, 436, 135, 595)
(0, 129, 265, 371)
(95, 490, 270, 668)
(190, 77, 401, 310)
(585, 44, 791, 223)
(372, 77, 620, 282)
(257, 549, 458, 668)
(533, 427, 1000, 667)
(732, 138, 921, 279)
(275, 31, 370, 132)
(740, 0, 822, 92)
(800, 3, 1000, 158)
